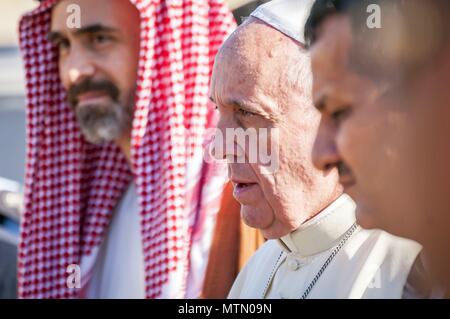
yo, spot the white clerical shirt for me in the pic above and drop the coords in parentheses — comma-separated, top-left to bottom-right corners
(228, 194, 422, 299)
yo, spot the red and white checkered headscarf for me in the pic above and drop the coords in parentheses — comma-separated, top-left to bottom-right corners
(18, 0, 235, 299)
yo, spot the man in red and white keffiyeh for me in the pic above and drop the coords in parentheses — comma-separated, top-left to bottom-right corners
(18, 0, 235, 298)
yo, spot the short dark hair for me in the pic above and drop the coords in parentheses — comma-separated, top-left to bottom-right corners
(305, 0, 450, 46)
(304, 0, 351, 48)
(304, 0, 386, 49)
(304, 0, 450, 78)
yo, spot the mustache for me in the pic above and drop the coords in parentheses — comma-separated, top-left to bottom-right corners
(67, 79, 120, 108)
(337, 161, 353, 177)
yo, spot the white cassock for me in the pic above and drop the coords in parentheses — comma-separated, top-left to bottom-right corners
(228, 0, 423, 299)
(228, 194, 422, 299)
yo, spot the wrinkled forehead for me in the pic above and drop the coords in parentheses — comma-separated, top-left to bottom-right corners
(230, 20, 300, 65)
(210, 42, 257, 105)
(213, 19, 302, 90)
(50, 0, 139, 33)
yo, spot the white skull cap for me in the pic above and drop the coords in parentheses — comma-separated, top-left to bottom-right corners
(250, 0, 315, 44)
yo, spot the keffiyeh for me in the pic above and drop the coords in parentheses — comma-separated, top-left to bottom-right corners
(18, 0, 235, 298)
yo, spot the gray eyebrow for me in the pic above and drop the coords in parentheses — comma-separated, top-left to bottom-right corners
(231, 100, 257, 113)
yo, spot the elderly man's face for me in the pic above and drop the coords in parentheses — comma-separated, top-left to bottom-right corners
(210, 19, 341, 239)
(50, 0, 140, 144)
(310, 14, 450, 249)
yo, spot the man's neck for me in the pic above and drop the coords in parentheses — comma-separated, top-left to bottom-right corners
(300, 189, 344, 226)
(115, 134, 132, 165)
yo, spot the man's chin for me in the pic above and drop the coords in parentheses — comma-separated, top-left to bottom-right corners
(75, 104, 128, 145)
(79, 125, 121, 145)
(241, 205, 276, 235)
(354, 205, 380, 230)
(78, 96, 113, 108)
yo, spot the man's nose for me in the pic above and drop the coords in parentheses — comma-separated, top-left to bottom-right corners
(63, 48, 96, 87)
(312, 120, 341, 171)
(210, 116, 244, 162)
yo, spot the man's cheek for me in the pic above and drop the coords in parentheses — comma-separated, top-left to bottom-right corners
(336, 120, 363, 169)
(255, 171, 281, 211)
(59, 64, 71, 91)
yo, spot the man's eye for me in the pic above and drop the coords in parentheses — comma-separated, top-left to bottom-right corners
(331, 107, 352, 123)
(56, 39, 70, 51)
(93, 34, 112, 45)
(237, 108, 255, 117)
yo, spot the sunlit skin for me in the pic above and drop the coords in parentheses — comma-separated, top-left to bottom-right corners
(310, 14, 450, 292)
(210, 18, 342, 239)
(310, 15, 397, 232)
(50, 0, 140, 162)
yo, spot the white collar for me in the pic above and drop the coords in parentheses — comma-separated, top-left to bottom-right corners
(278, 194, 356, 257)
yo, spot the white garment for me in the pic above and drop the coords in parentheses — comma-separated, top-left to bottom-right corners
(228, 194, 422, 299)
(250, 0, 315, 44)
(85, 183, 146, 299)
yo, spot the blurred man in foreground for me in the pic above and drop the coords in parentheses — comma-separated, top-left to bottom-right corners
(306, 0, 450, 297)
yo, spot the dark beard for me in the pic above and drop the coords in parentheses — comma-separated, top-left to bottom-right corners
(67, 79, 134, 144)
(75, 99, 133, 145)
